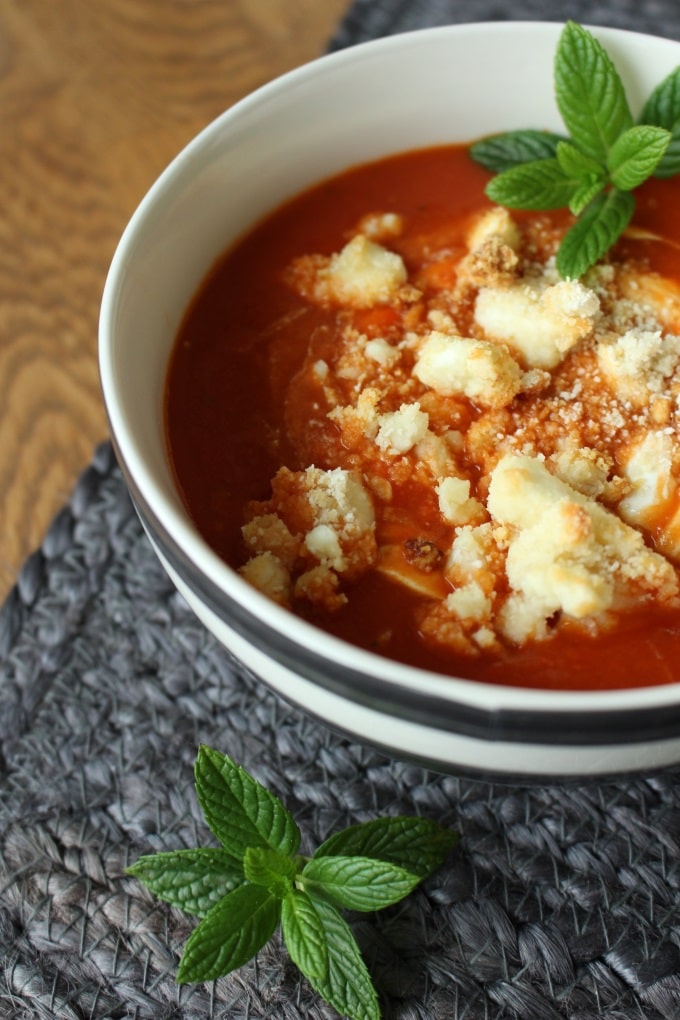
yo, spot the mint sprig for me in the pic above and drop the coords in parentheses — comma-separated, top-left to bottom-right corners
(126, 746, 456, 1020)
(470, 21, 678, 279)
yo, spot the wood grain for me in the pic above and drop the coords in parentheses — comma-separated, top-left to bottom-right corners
(0, 0, 349, 601)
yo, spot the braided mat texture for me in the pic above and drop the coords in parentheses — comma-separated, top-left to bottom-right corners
(4, 3, 680, 1017)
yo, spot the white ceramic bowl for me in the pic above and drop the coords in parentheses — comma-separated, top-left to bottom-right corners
(99, 22, 680, 780)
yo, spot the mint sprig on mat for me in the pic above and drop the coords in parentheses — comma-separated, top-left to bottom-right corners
(470, 21, 680, 279)
(127, 745, 456, 1020)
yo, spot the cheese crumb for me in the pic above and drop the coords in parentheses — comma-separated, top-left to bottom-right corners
(475, 279, 600, 369)
(304, 523, 346, 571)
(550, 446, 612, 499)
(241, 513, 300, 570)
(375, 402, 429, 454)
(324, 234, 407, 307)
(446, 523, 500, 595)
(239, 552, 291, 606)
(618, 431, 675, 529)
(413, 331, 523, 408)
(446, 581, 492, 623)
(364, 337, 400, 367)
(466, 207, 521, 252)
(437, 476, 485, 526)
(597, 328, 680, 406)
(357, 211, 404, 241)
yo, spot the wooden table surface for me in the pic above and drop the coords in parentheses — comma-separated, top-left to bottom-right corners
(0, 0, 349, 603)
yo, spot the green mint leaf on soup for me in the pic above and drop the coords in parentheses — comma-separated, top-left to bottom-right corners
(556, 188, 635, 281)
(301, 855, 421, 912)
(485, 158, 580, 210)
(606, 124, 670, 190)
(194, 744, 301, 860)
(639, 66, 680, 177)
(555, 20, 633, 161)
(314, 815, 457, 878)
(126, 747, 455, 1020)
(126, 847, 246, 918)
(469, 129, 565, 172)
(470, 20, 680, 278)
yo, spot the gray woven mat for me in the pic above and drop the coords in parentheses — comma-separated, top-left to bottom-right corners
(4, 2, 680, 1017)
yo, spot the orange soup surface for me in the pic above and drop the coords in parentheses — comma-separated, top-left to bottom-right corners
(165, 144, 680, 690)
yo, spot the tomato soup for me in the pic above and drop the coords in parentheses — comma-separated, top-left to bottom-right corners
(165, 144, 680, 690)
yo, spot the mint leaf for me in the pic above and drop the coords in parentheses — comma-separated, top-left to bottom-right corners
(556, 140, 604, 179)
(314, 815, 456, 879)
(302, 898, 380, 1020)
(485, 158, 578, 210)
(555, 21, 633, 162)
(126, 847, 245, 918)
(243, 845, 296, 898)
(302, 855, 420, 912)
(568, 177, 605, 216)
(607, 124, 670, 189)
(640, 66, 680, 178)
(281, 890, 328, 980)
(194, 746, 300, 861)
(556, 187, 634, 280)
(469, 129, 565, 172)
(176, 884, 280, 984)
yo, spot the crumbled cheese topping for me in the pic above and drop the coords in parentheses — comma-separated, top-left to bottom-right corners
(239, 551, 291, 606)
(456, 208, 523, 289)
(467, 207, 522, 252)
(597, 328, 680, 406)
(245, 200, 680, 662)
(413, 330, 525, 408)
(364, 337, 400, 367)
(375, 402, 429, 454)
(446, 581, 493, 623)
(550, 444, 612, 499)
(319, 234, 407, 307)
(487, 454, 678, 641)
(475, 278, 600, 369)
(357, 211, 404, 242)
(436, 476, 485, 526)
(239, 466, 377, 612)
(618, 430, 675, 528)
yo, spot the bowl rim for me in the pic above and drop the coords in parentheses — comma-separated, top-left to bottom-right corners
(99, 19, 680, 742)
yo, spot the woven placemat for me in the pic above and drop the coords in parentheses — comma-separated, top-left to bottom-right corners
(4, 3, 680, 1018)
